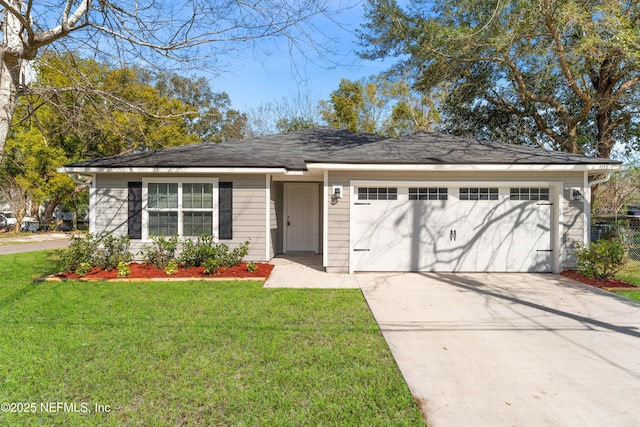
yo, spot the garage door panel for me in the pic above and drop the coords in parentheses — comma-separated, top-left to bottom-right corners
(453, 200, 551, 271)
(352, 195, 460, 271)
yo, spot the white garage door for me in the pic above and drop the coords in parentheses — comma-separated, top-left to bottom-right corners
(351, 186, 552, 272)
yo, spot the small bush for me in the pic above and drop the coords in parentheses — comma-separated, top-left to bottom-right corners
(179, 235, 219, 267)
(75, 262, 93, 276)
(97, 234, 132, 271)
(203, 258, 222, 275)
(165, 259, 179, 276)
(575, 237, 626, 280)
(201, 241, 251, 275)
(140, 235, 178, 269)
(60, 233, 133, 273)
(117, 261, 131, 278)
(246, 261, 257, 273)
(224, 241, 250, 267)
(59, 233, 100, 272)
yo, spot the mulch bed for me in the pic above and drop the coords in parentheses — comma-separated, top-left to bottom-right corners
(560, 270, 639, 291)
(52, 262, 274, 281)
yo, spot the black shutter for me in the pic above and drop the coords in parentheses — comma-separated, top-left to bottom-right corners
(128, 182, 143, 239)
(219, 182, 233, 240)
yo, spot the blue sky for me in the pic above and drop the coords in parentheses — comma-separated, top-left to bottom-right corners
(206, 1, 392, 111)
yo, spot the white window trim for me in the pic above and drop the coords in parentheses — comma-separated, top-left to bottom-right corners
(142, 177, 219, 241)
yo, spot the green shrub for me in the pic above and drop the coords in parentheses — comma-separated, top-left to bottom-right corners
(224, 241, 250, 267)
(60, 233, 133, 273)
(117, 261, 131, 278)
(97, 234, 132, 271)
(203, 258, 223, 275)
(165, 259, 179, 276)
(75, 262, 93, 276)
(246, 261, 257, 273)
(179, 235, 220, 267)
(575, 237, 626, 280)
(201, 241, 251, 275)
(140, 235, 178, 269)
(59, 233, 100, 272)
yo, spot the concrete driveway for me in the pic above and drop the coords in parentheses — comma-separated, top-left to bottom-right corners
(358, 273, 640, 427)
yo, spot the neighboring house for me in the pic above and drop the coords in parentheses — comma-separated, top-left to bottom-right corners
(60, 128, 623, 273)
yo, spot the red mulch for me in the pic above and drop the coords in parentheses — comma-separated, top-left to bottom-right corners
(55, 262, 274, 280)
(560, 270, 638, 290)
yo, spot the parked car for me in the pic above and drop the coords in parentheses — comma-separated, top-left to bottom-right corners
(2, 212, 17, 229)
(0, 213, 7, 231)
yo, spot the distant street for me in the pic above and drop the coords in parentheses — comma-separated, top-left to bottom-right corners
(0, 233, 72, 255)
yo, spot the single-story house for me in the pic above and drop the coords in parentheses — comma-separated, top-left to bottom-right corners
(60, 127, 623, 273)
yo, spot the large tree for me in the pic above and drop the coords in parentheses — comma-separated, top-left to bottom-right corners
(2, 53, 242, 225)
(0, 0, 336, 156)
(245, 92, 323, 136)
(359, 0, 640, 157)
(319, 75, 440, 135)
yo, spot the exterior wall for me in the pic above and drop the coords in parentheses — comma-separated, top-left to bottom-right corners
(326, 170, 587, 273)
(94, 175, 129, 238)
(325, 174, 351, 273)
(561, 175, 586, 269)
(269, 179, 279, 259)
(218, 174, 268, 261)
(93, 173, 269, 262)
(93, 169, 589, 270)
(273, 182, 284, 254)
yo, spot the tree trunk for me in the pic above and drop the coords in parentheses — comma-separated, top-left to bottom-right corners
(0, 0, 27, 157)
(43, 196, 61, 224)
(0, 58, 21, 156)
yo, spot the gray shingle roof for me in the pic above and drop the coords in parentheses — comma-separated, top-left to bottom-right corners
(65, 128, 384, 170)
(309, 132, 621, 165)
(64, 127, 621, 170)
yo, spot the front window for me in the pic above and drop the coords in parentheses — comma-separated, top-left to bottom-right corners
(182, 183, 214, 236)
(143, 179, 218, 239)
(148, 183, 179, 236)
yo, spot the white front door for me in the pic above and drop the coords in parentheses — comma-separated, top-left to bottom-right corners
(285, 183, 319, 252)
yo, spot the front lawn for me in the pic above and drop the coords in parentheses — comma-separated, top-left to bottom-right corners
(615, 259, 640, 286)
(613, 259, 640, 302)
(0, 251, 424, 426)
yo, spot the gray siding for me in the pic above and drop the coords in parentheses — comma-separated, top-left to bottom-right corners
(326, 174, 351, 272)
(269, 179, 279, 259)
(561, 176, 586, 269)
(94, 175, 129, 237)
(93, 173, 269, 262)
(218, 174, 268, 261)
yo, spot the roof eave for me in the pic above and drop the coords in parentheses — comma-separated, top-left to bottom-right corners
(58, 166, 290, 174)
(305, 162, 624, 172)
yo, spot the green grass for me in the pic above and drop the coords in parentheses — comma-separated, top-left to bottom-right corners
(613, 290, 640, 302)
(0, 251, 425, 426)
(615, 259, 640, 286)
(613, 259, 640, 302)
